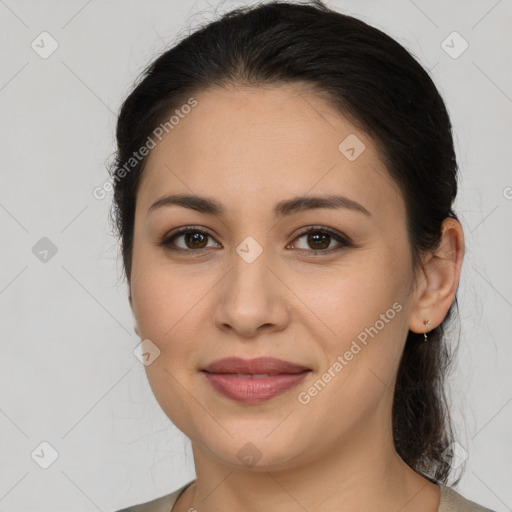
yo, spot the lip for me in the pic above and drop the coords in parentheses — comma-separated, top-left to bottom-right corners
(201, 357, 311, 404)
(201, 356, 310, 375)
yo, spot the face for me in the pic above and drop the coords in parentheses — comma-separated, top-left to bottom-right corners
(129, 83, 420, 471)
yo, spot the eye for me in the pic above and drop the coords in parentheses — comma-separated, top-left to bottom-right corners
(288, 226, 352, 256)
(159, 226, 219, 253)
(159, 225, 352, 256)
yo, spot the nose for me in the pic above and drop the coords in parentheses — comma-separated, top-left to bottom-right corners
(213, 251, 290, 339)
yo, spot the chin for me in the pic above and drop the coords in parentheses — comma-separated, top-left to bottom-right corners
(194, 422, 316, 471)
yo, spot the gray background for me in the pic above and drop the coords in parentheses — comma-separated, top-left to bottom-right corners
(0, 0, 511, 511)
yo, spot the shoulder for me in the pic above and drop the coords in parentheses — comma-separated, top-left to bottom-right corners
(114, 479, 196, 512)
(114, 480, 496, 512)
(438, 483, 496, 512)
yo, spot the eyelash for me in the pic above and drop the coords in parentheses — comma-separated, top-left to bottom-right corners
(159, 225, 352, 257)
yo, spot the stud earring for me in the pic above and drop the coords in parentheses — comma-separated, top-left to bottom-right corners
(423, 320, 431, 342)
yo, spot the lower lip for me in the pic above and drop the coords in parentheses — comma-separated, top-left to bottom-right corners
(202, 371, 311, 404)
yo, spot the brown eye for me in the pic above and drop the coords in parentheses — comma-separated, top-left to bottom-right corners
(160, 227, 219, 253)
(181, 231, 209, 249)
(305, 232, 331, 250)
(160, 225, 351, 256)
(290, 227, 352, 255)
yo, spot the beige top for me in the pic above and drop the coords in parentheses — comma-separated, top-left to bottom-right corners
(115, 479, 496, 512)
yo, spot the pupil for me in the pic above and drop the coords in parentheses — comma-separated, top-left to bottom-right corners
(187, 232, 207, 248)
(309, 232, 329, 249)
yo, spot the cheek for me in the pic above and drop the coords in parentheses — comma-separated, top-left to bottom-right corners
(299, 251, 410, 394)
(130, 260, 185, 340)
(301, 261, 404, 344)
(130, 266, 209, 429)
(130, 259, 220, 355)
(294, 274, 407, 431)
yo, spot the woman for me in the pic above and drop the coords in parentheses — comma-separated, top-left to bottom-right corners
(111, 1, 495, 511)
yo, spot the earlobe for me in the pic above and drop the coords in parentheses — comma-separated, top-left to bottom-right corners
(408, 218, 465, 334)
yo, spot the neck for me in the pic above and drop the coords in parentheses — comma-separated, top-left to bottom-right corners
(177, 409, 440, 512)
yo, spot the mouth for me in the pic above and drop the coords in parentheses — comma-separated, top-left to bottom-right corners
(200, 357, 312, 403)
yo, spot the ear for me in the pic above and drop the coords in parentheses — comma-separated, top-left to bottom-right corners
(408, 218, 465, 334)
(129, 289, 140, 337)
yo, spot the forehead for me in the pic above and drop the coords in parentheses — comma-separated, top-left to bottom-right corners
(137, 84, 404, 221)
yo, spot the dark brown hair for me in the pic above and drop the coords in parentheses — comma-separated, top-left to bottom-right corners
(109, 0, 461, 484)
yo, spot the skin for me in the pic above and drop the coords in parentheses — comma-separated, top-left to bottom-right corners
(128, 82, 464, 512)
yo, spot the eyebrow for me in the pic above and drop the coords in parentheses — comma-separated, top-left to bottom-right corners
(147, 193, 371, 219)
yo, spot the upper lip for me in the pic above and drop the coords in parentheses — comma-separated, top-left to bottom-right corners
(201, 357, 310, 375)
